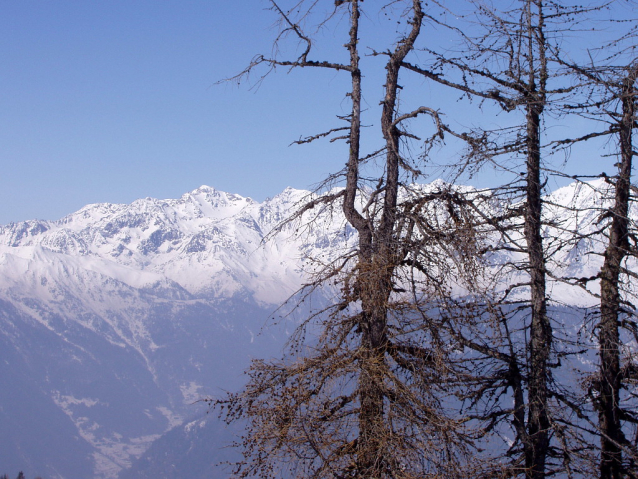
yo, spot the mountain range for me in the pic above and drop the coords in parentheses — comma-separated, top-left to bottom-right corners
(0, 179, 627, 478)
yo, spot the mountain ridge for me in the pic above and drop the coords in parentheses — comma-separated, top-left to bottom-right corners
(0, 179, 630, 478)
(0, 185, 319, 305)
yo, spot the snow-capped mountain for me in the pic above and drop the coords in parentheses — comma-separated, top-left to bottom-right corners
(0, 185, 356, 479)
(0, 185, 348, 305)
(0, 180, 629, 478)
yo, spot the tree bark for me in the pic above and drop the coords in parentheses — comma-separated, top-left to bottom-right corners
(523, 3, 551, 478)
(352, 3, 423, 474)
(598, 66, 636, 479)
(524, 101, 551, 479)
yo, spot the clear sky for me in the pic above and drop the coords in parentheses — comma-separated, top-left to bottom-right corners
(0, 1, 630, 224)
(1, 0, 355, 224)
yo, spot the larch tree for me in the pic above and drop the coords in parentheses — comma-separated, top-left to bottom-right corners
(211, 1, 493, 478)
(597, 62, 638, 479)
(539, 18, 638, 473)
(397, 0, 617, 477)
(560, 61, 638, 479)
(208, 1, 638, 478)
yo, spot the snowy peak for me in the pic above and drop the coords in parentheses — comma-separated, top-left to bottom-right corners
(0, 185, 331, 305)
(0, 179, 630, 307)
(177, 185, 256, 221)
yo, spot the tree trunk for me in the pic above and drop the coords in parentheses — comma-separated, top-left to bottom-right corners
(357, 255, 392, 476)
(524, 100, 551, 479)
(598, 67, 636, 479)
(523, 4, 551, 477)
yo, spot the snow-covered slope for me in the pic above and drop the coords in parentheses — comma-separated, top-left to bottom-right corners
(0, 185, 356, 479)
(0, 180, 630, 479)
(0, 185, 341, 305)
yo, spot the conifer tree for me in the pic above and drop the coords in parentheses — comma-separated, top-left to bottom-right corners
(212, 1, 490, 477)
(212, 1, 638, 478)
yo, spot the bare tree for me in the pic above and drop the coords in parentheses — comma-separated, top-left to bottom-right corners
(563, 62, 638, 479)
(540, 28, 638, 472)
(210, 1, 495, 477)
(209, 1, 638, 478)
(597, 63, 638, 479)
(398, 1, 613, 477)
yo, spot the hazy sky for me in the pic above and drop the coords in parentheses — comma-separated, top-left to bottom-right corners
(0, 1, 628, 224)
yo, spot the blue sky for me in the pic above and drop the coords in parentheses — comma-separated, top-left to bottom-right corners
(0, 1, 353, 223)
(0, 1, 629, 224)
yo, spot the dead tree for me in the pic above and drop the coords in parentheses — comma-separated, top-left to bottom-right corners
(542, 44, 638, 474)
(563, 62, 638, 479)
(210, 1, 496, 477)
(597, 63, 638, 479)
(398, 1, 606, 476)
